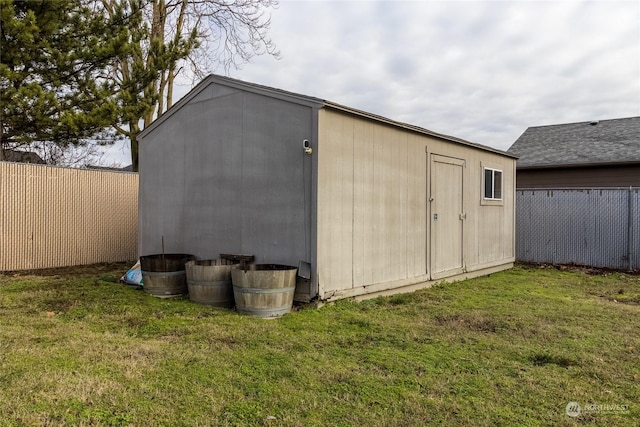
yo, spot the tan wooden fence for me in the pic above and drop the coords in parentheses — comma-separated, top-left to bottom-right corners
(1, 162, 138, 271)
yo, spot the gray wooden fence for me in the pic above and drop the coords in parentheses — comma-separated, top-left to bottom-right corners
(516, 187, 639, 271)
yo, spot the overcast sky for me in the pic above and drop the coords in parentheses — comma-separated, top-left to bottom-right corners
(105, 0, 640, 166)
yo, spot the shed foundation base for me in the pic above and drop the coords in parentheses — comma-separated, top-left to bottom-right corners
(312, 262, 514, 306)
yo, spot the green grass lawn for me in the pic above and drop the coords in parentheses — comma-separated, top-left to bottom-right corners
(0, 264, 638, 426)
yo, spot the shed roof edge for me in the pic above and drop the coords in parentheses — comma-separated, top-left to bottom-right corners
(139, 74, 517, 159)
(138, 74, 324, 140)
(517, 160, 640, 170)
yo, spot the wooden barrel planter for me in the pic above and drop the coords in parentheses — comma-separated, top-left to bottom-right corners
(231, 264, 297, 318)
(140, 254, 195, 298)
(185, 259, 239, 308)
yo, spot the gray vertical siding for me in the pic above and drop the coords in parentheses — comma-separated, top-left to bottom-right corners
(516, 188, 639, 270)
(139, 83, 314, 267)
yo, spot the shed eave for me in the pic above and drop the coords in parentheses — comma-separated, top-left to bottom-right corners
(517, 160, 640, 170)
(206, 74, 325, 109)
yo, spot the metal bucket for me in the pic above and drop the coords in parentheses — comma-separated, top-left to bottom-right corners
(186, 259, 239, 307)
(231, 264, 297, 318)
(140, 253, 195, 298)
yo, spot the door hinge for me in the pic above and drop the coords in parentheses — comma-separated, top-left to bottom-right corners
(459, 212, 467, 220)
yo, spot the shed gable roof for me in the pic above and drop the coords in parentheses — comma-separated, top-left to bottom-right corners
(508, 116, 640, 169)
(1, 149, 45, 164)
(140, 74, 515, 158)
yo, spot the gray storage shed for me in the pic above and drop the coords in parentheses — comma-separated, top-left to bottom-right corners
(138, 75, 517, 302)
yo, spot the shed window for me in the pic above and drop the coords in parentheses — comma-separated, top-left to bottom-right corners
(483, 168, 502, 200)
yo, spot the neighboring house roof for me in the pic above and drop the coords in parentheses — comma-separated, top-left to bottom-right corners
(85, 164, 134, 172)
(508, 116, 640, 169)
(1, 149, 45, 164)
(140, 74, 516, 159)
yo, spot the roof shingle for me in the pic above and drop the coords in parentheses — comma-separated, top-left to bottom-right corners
(508, 117, 640, 168)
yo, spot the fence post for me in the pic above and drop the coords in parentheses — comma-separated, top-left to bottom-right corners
(629, 187, 634, 272)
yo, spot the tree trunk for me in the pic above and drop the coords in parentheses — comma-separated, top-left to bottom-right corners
(166, 67, 175, 111)
(165, 0, 188, 112)
(0, 125, 5, 161)
(129, 121, 140, 172)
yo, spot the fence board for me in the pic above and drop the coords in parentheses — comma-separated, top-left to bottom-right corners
(1, 162, 138, 271)
(516, 188, 639, 271)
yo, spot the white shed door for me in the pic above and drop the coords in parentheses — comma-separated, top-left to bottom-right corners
(430, 154, 465, 279)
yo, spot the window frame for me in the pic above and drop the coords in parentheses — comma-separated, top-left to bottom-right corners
(481, 166, 504, 205)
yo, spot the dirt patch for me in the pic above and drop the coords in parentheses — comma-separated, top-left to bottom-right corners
(434, 312, 508, 333)
(530, 352, 579, 368)
(1, 262, 133, 279)
(600, 293, 640, 306)
(517, 261, 639, 276)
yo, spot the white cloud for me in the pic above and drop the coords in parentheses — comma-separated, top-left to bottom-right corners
(226, 0, 640, 151)
(100, 139, 133, 167)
